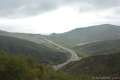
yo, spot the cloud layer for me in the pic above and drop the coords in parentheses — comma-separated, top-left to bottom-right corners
(0, 0, 120, 18)
(0, 0, 120, 34)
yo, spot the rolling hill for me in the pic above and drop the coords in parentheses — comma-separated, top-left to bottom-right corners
(47, 24, 120, 48)
(0, 29, 80, 68)
(0, 29, 76, 56)
(73, 39, 120, 57)
(0, 35, 70, 65)
(0, 30, 67, 52)
(62, 52, 120, 79)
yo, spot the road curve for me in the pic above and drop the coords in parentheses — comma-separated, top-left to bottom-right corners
(53, 47, 80, 70)
(45, 39, 80, 70)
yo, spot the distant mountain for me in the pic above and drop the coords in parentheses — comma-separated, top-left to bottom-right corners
(74, 39, 120, 57)
(62, 52, 120, 79)
(0, 35, 69, 65)
(0, 29, 72, 54)
(48, 24, 120, 48)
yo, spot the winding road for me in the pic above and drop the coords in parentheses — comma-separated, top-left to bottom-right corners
(53, 47, 80, 70)
(45, 39, 80, 70)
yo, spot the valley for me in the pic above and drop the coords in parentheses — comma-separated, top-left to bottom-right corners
(0, 24, 120, 80)
(0, 29, 80, 68)
(0, 0, 120, 79)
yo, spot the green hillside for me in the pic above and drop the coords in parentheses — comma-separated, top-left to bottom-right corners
(0, 35, 69, 65)
(74, 40, 120, 57)
(0, 30, 70, 54)
(62, 52, 120, 80)
(48, 24, 120, 48)
(0, 51, 77, 80)
(1, 24, 120, 80)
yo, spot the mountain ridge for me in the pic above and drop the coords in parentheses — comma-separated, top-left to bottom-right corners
(61, 52, 120, 79)
(47, 24, 120, 48)
(74, 39, 120, 57)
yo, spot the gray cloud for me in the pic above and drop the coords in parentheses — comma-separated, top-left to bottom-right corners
(0, 0, 59, 17)
(0, 0, 120, 18)
(71, 0, 120, 12)
(83, 0, 120, 8)
(113, 7, 120, 15)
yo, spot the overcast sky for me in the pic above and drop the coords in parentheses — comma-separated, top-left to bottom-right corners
(0, 0, 120, 34)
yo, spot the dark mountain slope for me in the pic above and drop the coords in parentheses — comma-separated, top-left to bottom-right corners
(0, 35, 69, 65)
(0, 52, 77, 80)
(74, 39, 120, 57)
(48, 24, 120, 48)
(62, 52, 120, 79)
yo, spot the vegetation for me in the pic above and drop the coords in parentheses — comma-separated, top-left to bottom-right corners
(0, 52, 47, 80)
(62, 52, 120, 80)
(0, 51, 77, 80)
(0, 29, 71, 57)
(0, 35, 69, 65)
(74, 39, 120, 57)
(1, 24, 120, 80)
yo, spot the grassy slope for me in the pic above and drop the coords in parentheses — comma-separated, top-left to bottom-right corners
(74, 40, 120, 57)
(0, 51, 77, 80)
(62, 52, 120, 79)
(0, 35, 69, 65)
